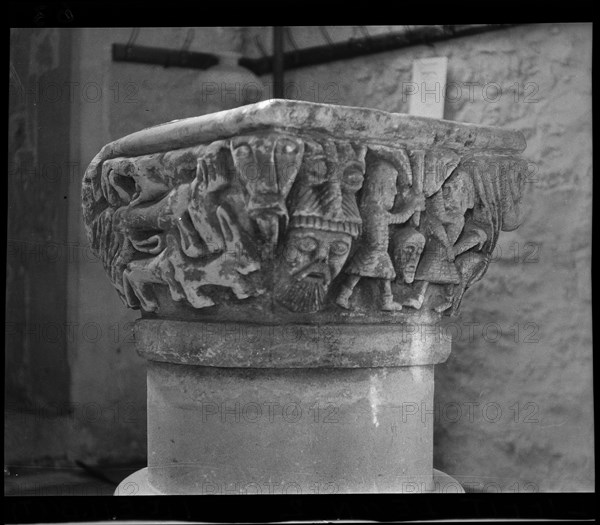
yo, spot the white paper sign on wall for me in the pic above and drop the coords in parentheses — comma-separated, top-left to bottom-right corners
(407, 57, 448, 119)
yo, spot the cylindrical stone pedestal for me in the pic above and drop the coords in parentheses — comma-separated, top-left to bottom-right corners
(148, 363, 435, 494)
(114, 319, 462, 494)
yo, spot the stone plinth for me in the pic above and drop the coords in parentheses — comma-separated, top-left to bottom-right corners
(138, 319, 448, 494)
(82, 99, 527, 494)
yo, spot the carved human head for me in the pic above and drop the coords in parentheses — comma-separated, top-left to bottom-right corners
(392, 227, 426, 284)
(230, 134, 304, 251)
(442, 169, 475, 215)
(275, 227, 353, 313)
(287, 139, 365, 237)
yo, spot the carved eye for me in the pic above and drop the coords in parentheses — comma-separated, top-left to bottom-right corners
(278, 139, 299, 155)
(233, 143, 252, 158)
(232, 144, 260, 181)
(283, 245, 300, 264)
(305, 157, 328, 186)
(330, 241, 349, 256)
(296, 237, 318, 253)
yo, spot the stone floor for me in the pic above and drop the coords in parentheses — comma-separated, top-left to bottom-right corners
(4, 463, 144, 496)
(5, 464, 479, 495)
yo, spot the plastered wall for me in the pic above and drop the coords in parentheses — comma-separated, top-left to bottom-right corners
(7, 26, 249, 467)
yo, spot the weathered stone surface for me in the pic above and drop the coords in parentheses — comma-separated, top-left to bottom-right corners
(146, 361, 436, 494)
(83, 99, 526, 323)
(134, 319, 450, 368)
(82, 98, 526, 495)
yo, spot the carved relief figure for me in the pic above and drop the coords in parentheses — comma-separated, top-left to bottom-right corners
(449, 250, 489, 315)
(230, 135, 304, 256)
(116, 142, 264, 311)
(122, 205, 262, 311)
(446, 156, 526, 314)
(274, 139, 366, 313)
(391, 226, 426, 285)
(275, 228, 355, 313)
(89, 134, 305, 313)
(336, 146, 425, 311)
(94, 141, 236, 307)
(405, 169, 484, 312)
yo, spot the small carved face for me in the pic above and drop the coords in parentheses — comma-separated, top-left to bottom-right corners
(393, 228, 425, 284)
(231, 136, 303, 198)
(399, 239, 425, 283)
(230, 135, 304, 250)
(442, 171, 473, 215)
(275, 227, 353, 312)
(341, 162, 365, 193)
(290, 140, 365, 224)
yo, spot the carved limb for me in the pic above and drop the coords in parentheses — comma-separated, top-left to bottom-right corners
(451, 227, 488, 259)
(336, 275, 361, 309)
(408, 150, 424, 226)
(432, 284, 454, 313)
(113, 195, 170, 233)
(389, 194, 426, 225)
(381, 280, 403, 311)
(449, 252, 489, 315)
(216, 204, 260, 275)
(122, 264, 160, 312)
(402, 281, 428, 310)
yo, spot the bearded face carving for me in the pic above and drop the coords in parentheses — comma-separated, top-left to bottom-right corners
(274, 228, 353, 313)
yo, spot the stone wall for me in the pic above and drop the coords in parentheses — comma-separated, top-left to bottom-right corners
(245, 23, 593, 492)
(7, 27, 250, 467)
(7, 28, 73, 466)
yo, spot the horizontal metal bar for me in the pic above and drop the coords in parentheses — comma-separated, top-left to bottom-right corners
(112, 43, 219, 70)
(240, 24, 521, 75)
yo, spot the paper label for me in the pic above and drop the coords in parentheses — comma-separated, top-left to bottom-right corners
(407, 57, 448, 119)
